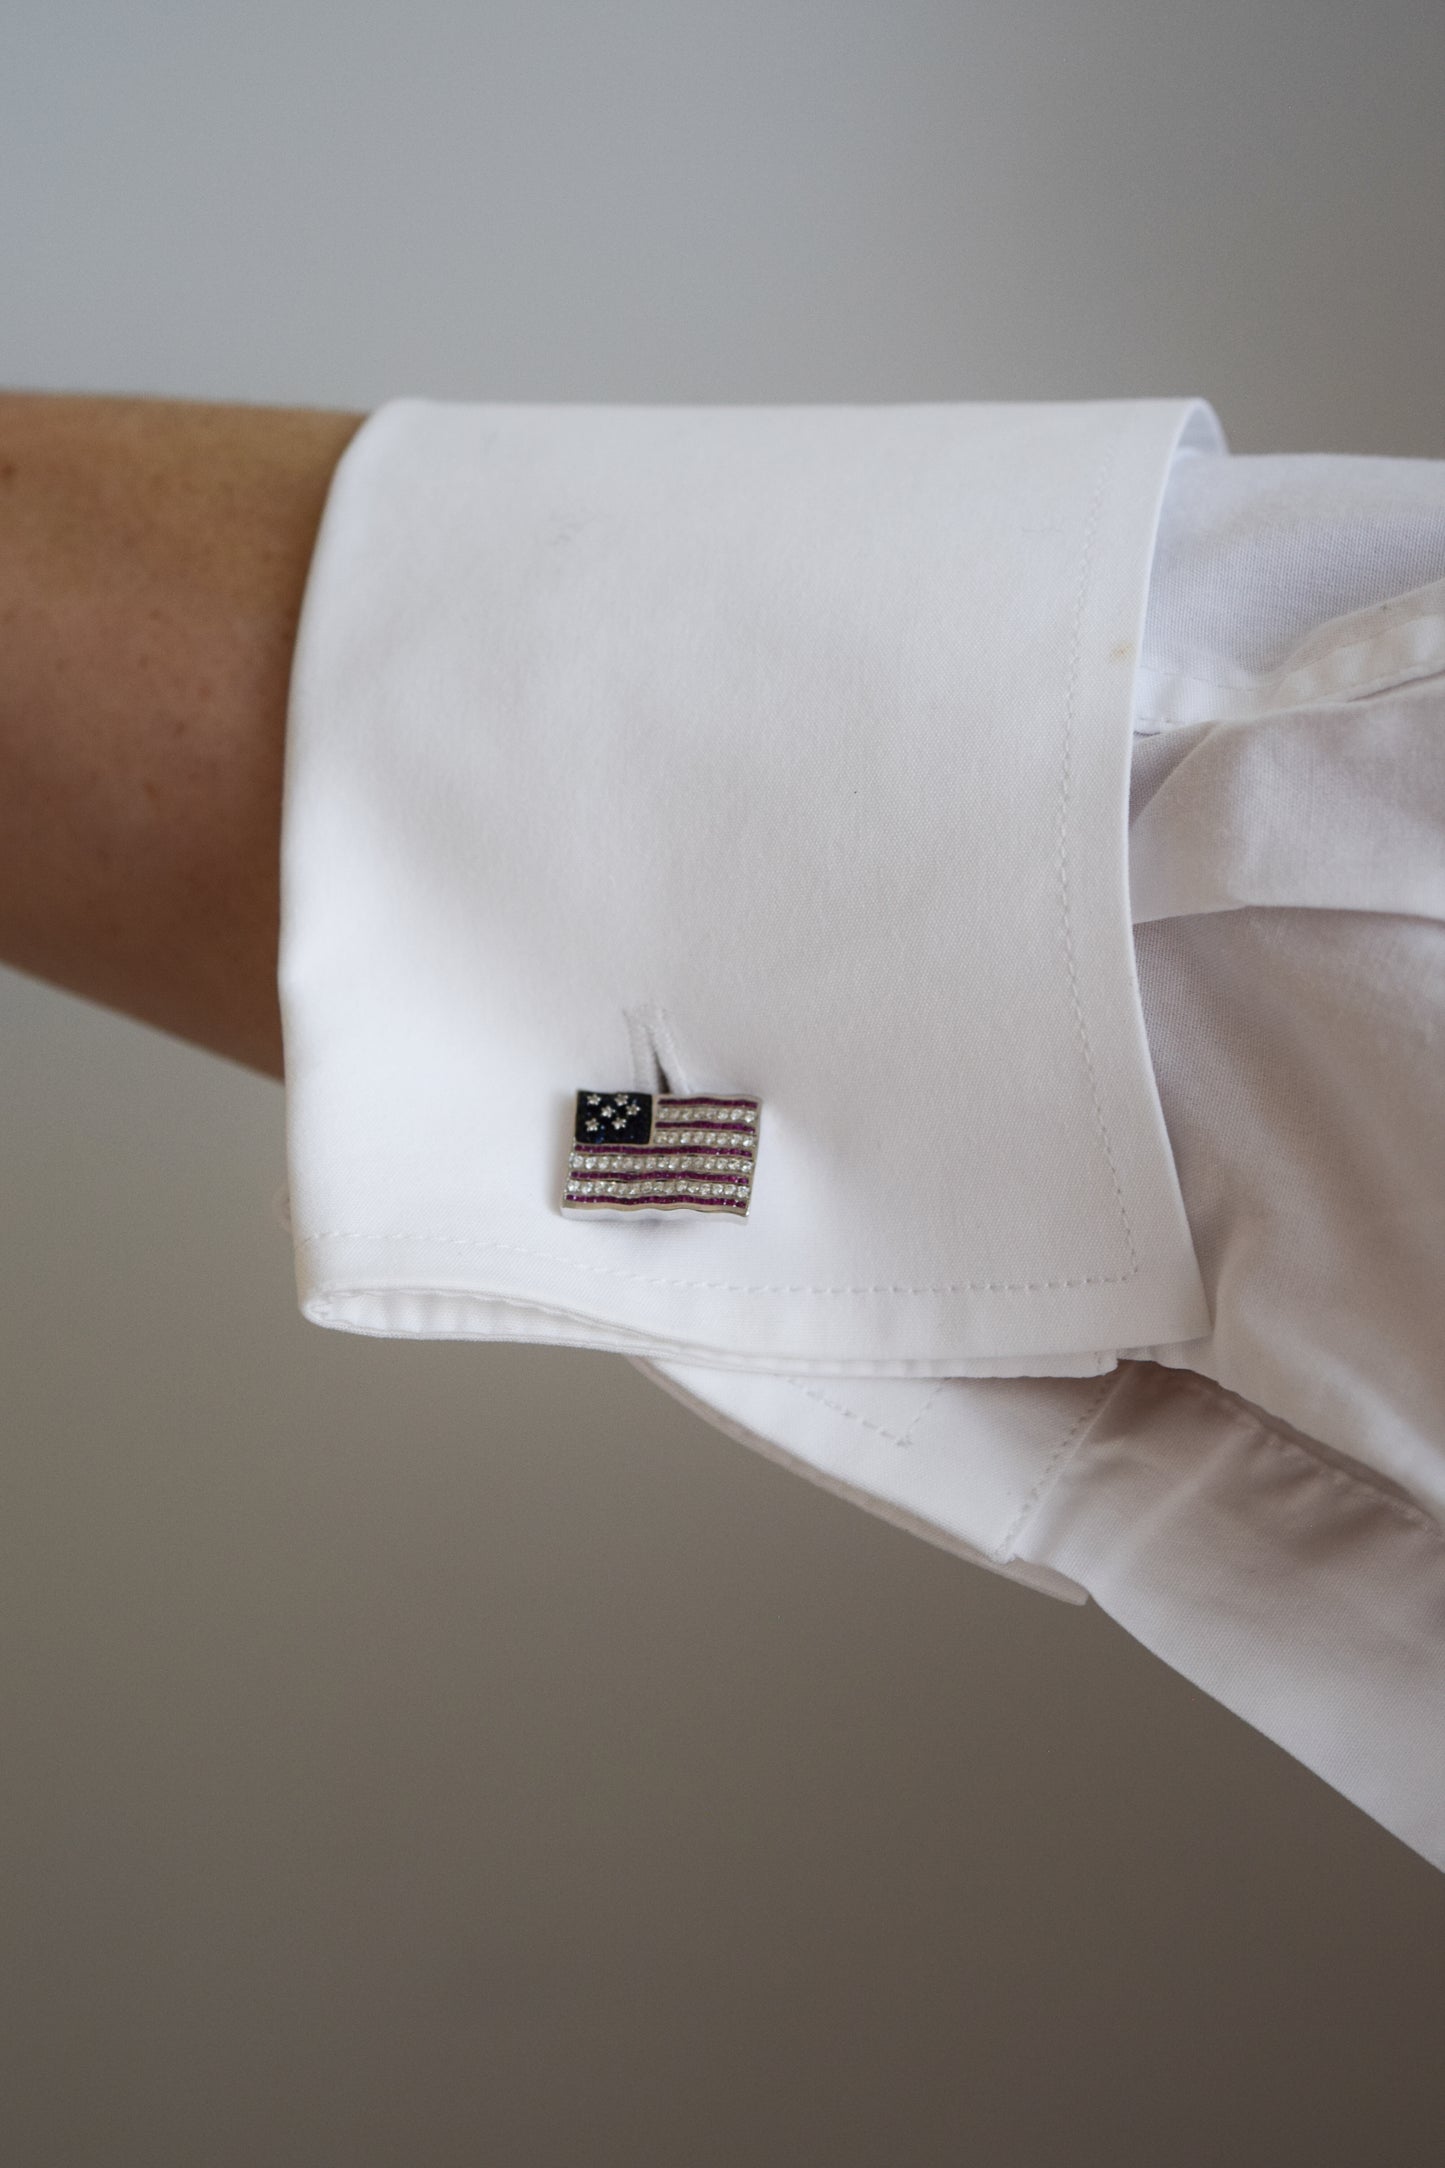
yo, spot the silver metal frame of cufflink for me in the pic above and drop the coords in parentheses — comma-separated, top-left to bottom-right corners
(561, 1089, 760, 1217)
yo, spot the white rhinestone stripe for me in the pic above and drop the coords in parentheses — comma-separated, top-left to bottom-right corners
(570, 1151, 754, 1175)
(654, 1103, 757, 1127)
(565, 1176, 751, 1202)
(645, 1128, 756, 1150)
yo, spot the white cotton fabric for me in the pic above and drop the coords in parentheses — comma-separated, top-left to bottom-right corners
(279, 410, 1445, 1874)
(281, 397, 1219, 1370)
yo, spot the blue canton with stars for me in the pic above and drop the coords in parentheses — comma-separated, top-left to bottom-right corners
(574, 1091, 653, 1146)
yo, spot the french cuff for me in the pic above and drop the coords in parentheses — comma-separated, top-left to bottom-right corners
(280, 395, 1224, 1373)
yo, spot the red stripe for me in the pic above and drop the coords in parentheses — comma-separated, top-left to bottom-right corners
(573, 1142, 753, 1162)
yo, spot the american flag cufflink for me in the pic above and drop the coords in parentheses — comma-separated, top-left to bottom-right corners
(562, 1091, 760, 1217)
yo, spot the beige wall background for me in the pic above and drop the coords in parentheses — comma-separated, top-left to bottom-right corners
(3, 3, 1444, 2161)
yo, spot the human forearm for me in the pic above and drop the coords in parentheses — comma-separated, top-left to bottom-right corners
(0, 392, 364, 1076)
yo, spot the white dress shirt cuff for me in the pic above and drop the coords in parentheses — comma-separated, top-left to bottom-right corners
(280, 396, 1222, 1374)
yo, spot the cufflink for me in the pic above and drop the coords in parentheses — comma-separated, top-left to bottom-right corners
(562, 1091, 760, 1217)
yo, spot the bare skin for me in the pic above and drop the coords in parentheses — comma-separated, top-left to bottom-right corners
(0, 393, 365, 1078)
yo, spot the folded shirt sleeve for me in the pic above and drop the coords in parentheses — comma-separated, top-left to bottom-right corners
(279, 412, 1445, 1878)
(642, 446, 1445, 1876)
(279, 395, 1220, 1376)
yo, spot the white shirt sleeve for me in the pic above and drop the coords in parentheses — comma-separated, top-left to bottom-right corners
(646, 447, 1445, 1875)
(278, 403, 1445, 1874)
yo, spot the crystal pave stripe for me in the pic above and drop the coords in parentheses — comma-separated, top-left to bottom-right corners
(566, 1170, 752, 1196)
(566, 1187, 750, 1206)
(566, 1167, 753, 1205)
(646, 1132, 756, 1151)
(563, 1170, 753, 1188)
